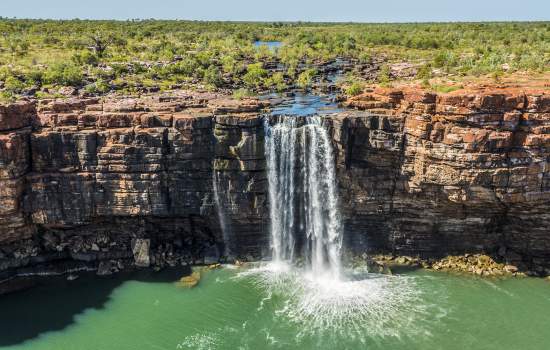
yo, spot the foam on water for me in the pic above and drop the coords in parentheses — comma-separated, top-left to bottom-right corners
(237, 262, 431, 343)
(177, 334, 219, 350)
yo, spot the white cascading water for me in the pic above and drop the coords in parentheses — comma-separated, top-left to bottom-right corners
(212, 170, 232, 256)
(265, 115, 343, 280)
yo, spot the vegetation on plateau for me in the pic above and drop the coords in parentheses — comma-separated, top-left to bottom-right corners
(0, 19, 548, 101)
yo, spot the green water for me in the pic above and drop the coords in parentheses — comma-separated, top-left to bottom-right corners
(0, 266, 549, 350)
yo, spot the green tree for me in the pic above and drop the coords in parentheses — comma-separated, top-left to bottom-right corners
(203, 65, 223, 87)
(296, 68, 316, 89)
(44, 63, 84, 87)
(242, 63, 267, 89)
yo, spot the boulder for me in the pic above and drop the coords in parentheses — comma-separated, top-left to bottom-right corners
(177, 271, 201, 288)
(132, 239, 151, 267)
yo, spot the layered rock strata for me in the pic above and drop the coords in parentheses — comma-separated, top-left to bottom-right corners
(338, 87, 549, 274)
(0, 87, 549, 288)
(0, 91, 269, 285)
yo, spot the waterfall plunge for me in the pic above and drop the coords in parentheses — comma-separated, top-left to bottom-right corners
(265, 116, 343, 281)
(239, 115, 421, 339)
(239, 116, 423, 343)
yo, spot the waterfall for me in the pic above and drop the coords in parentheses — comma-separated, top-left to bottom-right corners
(265, 115, 343, 280)
(212, 170, 232, 256)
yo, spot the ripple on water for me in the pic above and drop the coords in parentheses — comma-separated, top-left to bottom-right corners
(176, 332, 220, 350)
(235, 262, 445, 345)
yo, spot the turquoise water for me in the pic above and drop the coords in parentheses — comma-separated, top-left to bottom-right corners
(264, 92, 342, 116)
(0, 266, 549, 350)
(254, 41, 283, 50)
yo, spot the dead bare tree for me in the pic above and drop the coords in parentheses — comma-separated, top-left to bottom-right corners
(88, 32, 112, 58)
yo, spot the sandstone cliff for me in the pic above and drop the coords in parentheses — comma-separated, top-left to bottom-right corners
(0, 87, 548, 286)
(338, 87, 549, 273)
(0, 91, 270, 283)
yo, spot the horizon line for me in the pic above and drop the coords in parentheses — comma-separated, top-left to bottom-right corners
(1, 17, 549, 24)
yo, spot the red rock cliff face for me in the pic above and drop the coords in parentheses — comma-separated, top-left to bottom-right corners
(336, 88, 549, 273)
(0, 92, 269, 281)
(0, 87, 549, 282)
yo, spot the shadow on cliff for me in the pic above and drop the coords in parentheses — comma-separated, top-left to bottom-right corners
(0, 267, 189, 347)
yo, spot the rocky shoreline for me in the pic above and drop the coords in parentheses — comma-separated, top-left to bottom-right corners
(360, 254, 530, 278)
(3, 250, 546, 296)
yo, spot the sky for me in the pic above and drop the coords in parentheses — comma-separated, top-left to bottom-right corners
(0, 0, 548, 22)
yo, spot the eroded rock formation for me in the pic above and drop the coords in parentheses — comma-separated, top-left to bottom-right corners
(0, 86, 549, 288)
(338, 87, 549, 273)
(0, 91, 269, 285)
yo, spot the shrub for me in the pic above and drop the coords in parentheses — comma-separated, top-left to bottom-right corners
(345, 81, 363, 96)
(0, 91, 15, 102)
(421, 79, 431, 89)
(296, 68, 316, 89)
(203, 65, 223, 87)
(221, 55, 238, 74)
(111, 63, 129, 77)
(3, 76, 26, 94)
(84, 80, 111, 94)
(6, 38, 29, 57)
(358, 51, 372, 64)
(492, 70, 504, 83)
(378, 65, 391, 85)
(242, 63, 267, 89)
(232, 88, 255, 100)
(71, 51, 99, 66)
(42, 36, 60, 45)
(43, 63, 84, 87)
(416, 64, 433, 81)
(171, 58, 199, 77)
(90, 67, 114, 81)
(433, 51, 449, 68)
(264, 72, 287, 92)
(25, 68, 44, 85)
(431, 84, 463, 93)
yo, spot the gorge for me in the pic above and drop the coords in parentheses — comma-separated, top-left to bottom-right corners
(1, 86, 549, 288)
(0, 85, 549, 349)
(0, 15, 549, 350)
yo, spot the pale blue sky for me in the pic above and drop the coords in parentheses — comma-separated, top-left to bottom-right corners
(0, 0, 548, 22)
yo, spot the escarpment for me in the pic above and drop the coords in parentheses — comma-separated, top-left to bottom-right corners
(0, 87, 549, 286)
(337, 88, 550, 273)
(0, 92, 270, 284)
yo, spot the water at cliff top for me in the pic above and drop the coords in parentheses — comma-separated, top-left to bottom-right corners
(1, 267, 549, 350)
(254, 41, 283, 50)
(263, 92, 343, 116)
